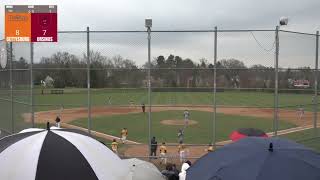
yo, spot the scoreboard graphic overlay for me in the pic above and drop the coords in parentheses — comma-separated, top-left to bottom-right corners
(5, 5, 57, 42)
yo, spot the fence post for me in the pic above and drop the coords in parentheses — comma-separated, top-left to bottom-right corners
(213, 26, 218, 147)
(146, 20, 152, 158)
(314, 31, 319, 136)
(9, 42, 14, 133)
(274, 26, 279, 136)
(87, 27, 91, 135)
(30, 42, 34, 128)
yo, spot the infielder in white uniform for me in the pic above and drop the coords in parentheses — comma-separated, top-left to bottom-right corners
(183, 110, 190, 127)
(297, 105, 304, 121)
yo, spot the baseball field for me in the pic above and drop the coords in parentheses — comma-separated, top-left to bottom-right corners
(13, 89, 316, 152)
(1, 88, 318, 159)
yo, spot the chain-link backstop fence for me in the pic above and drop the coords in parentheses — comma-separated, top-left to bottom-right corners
(0, 27, 319, 164)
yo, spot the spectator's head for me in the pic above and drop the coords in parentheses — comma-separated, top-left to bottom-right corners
(113, 139, 116, 142)
(165, 164, 172, 171)
(55, 116, 60, 122)
(185, 160, 192, 166)
(162, 142, 165, 145)
(172, 164, 177, 169)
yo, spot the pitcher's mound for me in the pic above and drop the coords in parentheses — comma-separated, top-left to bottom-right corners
(161, 119, 198, 126)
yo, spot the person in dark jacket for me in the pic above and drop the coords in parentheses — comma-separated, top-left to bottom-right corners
(178, 129, 184, 144)
(55, 116, 61, 128)
(171, 164, 180, 180)
(150, 136, 158, 159)
(162, 164, 179, 180)
(161, 164, 175, 180)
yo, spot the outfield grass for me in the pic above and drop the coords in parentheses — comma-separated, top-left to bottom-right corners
(71, 110, 296, 144)
(281, 128, 320, 152)
(29, 89, 317, 112)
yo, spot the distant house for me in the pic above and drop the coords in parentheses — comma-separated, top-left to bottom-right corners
(142, 76, 164, 87)
(289, 79, 310, 88)
(294, 80, 310, 88)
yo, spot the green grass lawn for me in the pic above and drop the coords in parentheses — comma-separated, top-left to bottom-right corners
(281, 128, 320, 152)
(71, 110, 296, 144)
(0, 99, 33, 133)
(29, 89, 317, 112)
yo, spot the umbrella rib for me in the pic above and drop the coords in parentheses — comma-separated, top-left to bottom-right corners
(254, 151, 273, 180)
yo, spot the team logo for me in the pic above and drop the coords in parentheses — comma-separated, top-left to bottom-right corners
(0, 44, 7, 69)
(39, 14, 50, 28)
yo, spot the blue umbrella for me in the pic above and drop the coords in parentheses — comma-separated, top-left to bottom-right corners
(187, 137, 320, 180)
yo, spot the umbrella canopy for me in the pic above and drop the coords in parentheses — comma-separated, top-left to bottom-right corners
(124, 158, 165, 180)
(230, 128, 268, 141)
(187, 137, 320, 180)
(0, 125, 130, 180)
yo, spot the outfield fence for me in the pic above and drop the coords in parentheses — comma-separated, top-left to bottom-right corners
(0, 26, 319, 160)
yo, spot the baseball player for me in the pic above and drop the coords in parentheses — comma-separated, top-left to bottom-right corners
(121, 128, 128, 144)
(107, 96, 112, 105)
(55, 116, 61, 128)
(150, 136, 158, 159)
(178, 143, 186, 163)
(205, 143, 214, 152)
(183, 110, 190, 127)
(297, 105, 304, 121)
(159, 142, 167, 165)
(111, 139, 118, 154)
(178, 129, 184, 144)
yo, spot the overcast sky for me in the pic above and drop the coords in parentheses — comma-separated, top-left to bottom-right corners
(1, 0, 320, 68)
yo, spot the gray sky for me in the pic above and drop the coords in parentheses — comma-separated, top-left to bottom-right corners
(1, 0, 320, 68)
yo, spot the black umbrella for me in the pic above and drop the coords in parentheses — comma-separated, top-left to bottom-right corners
(0, 124, 130, 180)
(187, 137, 320, 180)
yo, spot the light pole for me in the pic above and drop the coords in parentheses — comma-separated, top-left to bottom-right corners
(315, 31, 319, 136)
(274, 17, 288, 136)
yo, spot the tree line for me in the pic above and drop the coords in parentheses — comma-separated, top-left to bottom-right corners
(0, 50, 314, 89)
